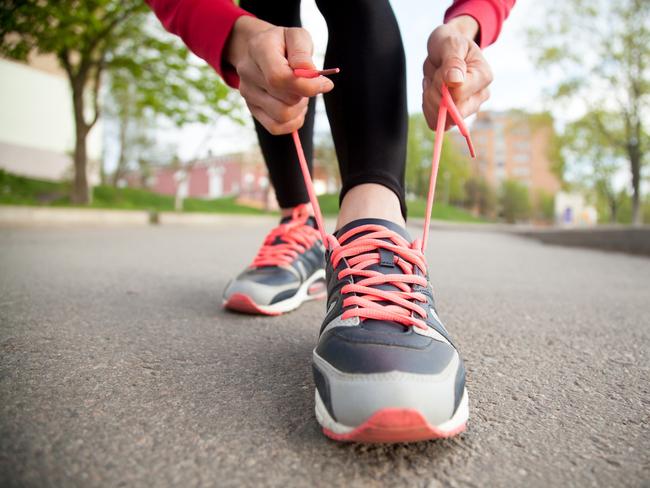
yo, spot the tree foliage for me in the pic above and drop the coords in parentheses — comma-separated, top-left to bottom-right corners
(406, 113, 471, 203)
(499, 179, 531, 223)
(464, 176, 497, 218)
(527, 0, 649, 225)
(563, 111, 627, 222)
(0, 1, 240, 203)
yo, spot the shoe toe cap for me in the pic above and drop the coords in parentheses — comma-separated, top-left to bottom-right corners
(223, 267, 299, 306)
(313, 324, 466, 427)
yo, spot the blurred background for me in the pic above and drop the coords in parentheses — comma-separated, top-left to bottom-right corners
(0, 0, 648, 226)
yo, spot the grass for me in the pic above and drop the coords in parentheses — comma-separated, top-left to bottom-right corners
(405, 197, 485, 223)
(0, 170, 68, 206)
(0, 170, 484, 222)
(0, 170, 265, 215)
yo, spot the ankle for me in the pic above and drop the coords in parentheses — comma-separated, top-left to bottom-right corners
(281, 202, 314, 219)
(336, 184, 405, 230)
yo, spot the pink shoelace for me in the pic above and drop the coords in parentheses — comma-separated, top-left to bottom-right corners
(251, 203, 321, 268)
(292, 70, 475, 328)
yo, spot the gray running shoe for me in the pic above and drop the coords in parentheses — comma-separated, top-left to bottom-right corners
(312, 218, 467, 443)
(223, 204, 326, 315)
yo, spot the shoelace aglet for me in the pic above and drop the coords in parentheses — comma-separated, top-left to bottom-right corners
(440, 85, 475, 158)
(293, 68, 340, 78)
(464, 135, 476, 158)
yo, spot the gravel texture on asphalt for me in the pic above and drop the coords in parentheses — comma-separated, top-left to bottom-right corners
(1, 222, 648, 487)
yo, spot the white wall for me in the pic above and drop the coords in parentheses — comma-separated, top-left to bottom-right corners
(0, 58, 101, 182)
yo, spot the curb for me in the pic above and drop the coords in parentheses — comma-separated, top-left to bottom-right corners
(518, 226, 650, 257)
(0, 205, 150, 226)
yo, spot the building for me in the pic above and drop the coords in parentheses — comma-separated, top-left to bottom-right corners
(555, 192, 597, 226)
(124, 150, 339, 210)
(0, 54, 102, 183)
(467, 110, 561, 196)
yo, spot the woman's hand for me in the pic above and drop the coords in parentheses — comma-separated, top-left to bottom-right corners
(225, 17, 334, 135)
(422, 16, 493, 130)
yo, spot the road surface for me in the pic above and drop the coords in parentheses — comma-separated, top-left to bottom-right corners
(1, 220, 648, 487)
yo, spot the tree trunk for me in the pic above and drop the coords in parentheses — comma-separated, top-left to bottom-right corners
(71, 79, 90, 204)
(630, 151, 641, 226)
(72, 124, 90, 204)
(609, 198, 618, 223)
(112, 115, 128, 187)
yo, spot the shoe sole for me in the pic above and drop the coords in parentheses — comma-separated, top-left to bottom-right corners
(315, 387, 468, 443)
(223, 268, 326, 316)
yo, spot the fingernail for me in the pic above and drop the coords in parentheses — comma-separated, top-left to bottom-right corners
(447, 68, 464, 83)
(423, 77, 430, 90)
(322, 78, 334, 91)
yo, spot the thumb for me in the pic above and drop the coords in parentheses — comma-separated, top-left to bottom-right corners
(441, 38, 469, 87)
(285, 27, 316, 70)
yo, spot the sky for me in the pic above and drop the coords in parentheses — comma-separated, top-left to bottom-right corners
(153, 0, 551, 163)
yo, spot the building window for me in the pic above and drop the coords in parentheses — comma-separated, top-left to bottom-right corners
(514, 140, 530, 151)
(513, 153, 530, 164)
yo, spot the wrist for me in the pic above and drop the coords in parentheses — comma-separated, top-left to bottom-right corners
(446, 15, 479, 43)
(224, 16, 273, 69)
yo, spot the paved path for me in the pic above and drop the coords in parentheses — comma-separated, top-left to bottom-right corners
(1, 221, 648, 487)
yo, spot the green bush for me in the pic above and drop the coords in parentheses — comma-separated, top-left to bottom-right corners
(534, 191, 555, 222)
(464, 177, 497, 218)
(500, 180, 531, 223)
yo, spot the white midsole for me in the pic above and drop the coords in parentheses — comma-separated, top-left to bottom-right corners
(315, 386, 469, 435)
(244, 268, 326, 314)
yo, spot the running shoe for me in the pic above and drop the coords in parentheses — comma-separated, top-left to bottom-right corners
(312, 218, 468, 443)
(223, 204, 326, 315)
(287, 71, 471, 442)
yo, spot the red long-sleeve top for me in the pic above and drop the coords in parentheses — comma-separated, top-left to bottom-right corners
(147, 0, 515, 88)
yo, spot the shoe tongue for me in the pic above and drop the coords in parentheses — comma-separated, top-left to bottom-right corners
(280, 215, 317, 228)
(335, 219, 415, 333)
(272, 215, 317, 245)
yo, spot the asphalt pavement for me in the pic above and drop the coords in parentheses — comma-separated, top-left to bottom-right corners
(0, 220, 648, 487)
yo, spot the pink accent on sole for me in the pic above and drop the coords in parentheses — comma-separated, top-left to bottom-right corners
(323, 409, 466, 443)
(307, 281, 326, 296)
(223, 293, 283, 316)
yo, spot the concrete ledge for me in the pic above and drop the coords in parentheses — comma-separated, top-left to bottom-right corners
(519, 226, 650, 257)
(0, 205, 150, 226)
(157, 211, 276, 227)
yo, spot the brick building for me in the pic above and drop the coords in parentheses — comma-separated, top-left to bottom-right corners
(126, 150, 339, 210)
(466, 110, 561, 196)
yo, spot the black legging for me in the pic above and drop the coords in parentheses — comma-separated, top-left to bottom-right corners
(239, 0, 408, 218)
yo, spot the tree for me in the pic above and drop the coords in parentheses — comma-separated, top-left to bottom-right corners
(406, 113, 471, 202)
(500, 180, 531, 223)
(533, 190, 555, 223)
(564, 112, 625, 223)
(527, 0, 649, 225)
(464, 176, 497, 218)
(1, 1, 240, 204)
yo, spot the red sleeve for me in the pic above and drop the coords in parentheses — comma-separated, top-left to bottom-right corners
(146, 0, 253, 88)
(444, 0, 515, 48)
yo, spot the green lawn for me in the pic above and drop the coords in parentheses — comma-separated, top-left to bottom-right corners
(0, 170, 265, 214)
(0, 170, 484, 222)
(405, 197, 485, 222)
